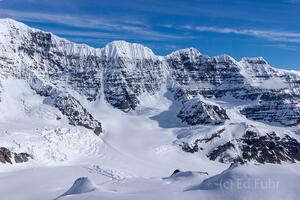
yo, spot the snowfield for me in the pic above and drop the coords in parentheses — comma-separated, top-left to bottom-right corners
(0, 78, 300, 200)
(0, 79, 226, 200)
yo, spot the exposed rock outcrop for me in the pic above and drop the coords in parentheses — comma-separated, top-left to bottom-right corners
(240, 95, 300, 126)
(208, 131, 300, 164)
(181, 128, 225, 153)
(0, 147, 31, 164)
(177, 98, 229, 125)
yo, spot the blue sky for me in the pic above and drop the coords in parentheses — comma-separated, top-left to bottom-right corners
(0, 0, 299, 70)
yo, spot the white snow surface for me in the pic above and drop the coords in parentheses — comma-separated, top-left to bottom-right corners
(0, 77, 227, 200)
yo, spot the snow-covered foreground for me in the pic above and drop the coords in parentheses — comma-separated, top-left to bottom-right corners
(54, 163, 300, 200)
(0, 79, 299, 200)
(0, 79, 221, 199)
(1, 162, 300, 200)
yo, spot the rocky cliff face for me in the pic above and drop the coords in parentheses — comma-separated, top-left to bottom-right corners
(208, 130, 300, 164)
(0, 18, 299, 165)
(165, 49, 300, 126)
(180, 124, 300, 165)
(101, 41, 165, 111)
(239, 58, 300, 126)
(177, 98, 229, 125)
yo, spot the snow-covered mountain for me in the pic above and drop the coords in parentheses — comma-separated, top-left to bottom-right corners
(0, 18, 300, 200)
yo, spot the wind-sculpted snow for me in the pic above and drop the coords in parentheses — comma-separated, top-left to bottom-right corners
(56, 177, 97, 199)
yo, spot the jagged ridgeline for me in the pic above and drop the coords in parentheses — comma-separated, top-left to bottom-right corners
(0, 18, 300, 164)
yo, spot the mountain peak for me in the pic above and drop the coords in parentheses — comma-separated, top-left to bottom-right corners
(103, 40, 156, 60)
(168, 47, 201, 56)
(0, 18, 30, 31)
(241, 56, 268, 65)
(0, 18, 19, 23)
(213, 54, 237, 63)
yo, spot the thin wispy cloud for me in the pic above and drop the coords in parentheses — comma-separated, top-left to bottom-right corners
(288, 0, 300, 3)
(184, 25, 300, 43)
(49, 29, 184, 41)
(265, 44, 299, 51)
(0, 8, 184, 42)
(0, 8, 134, 30)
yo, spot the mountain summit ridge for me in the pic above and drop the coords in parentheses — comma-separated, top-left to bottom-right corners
(1, 18, 296, 67)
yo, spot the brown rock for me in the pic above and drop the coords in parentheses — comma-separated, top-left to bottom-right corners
(0, 147, 12, 164)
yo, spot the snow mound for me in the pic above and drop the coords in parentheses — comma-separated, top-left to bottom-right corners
(57, 177, 96, 199)
(186, 164, 300, 199)
(163, 170, 209, 186)
(168, 171, 208, 179)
